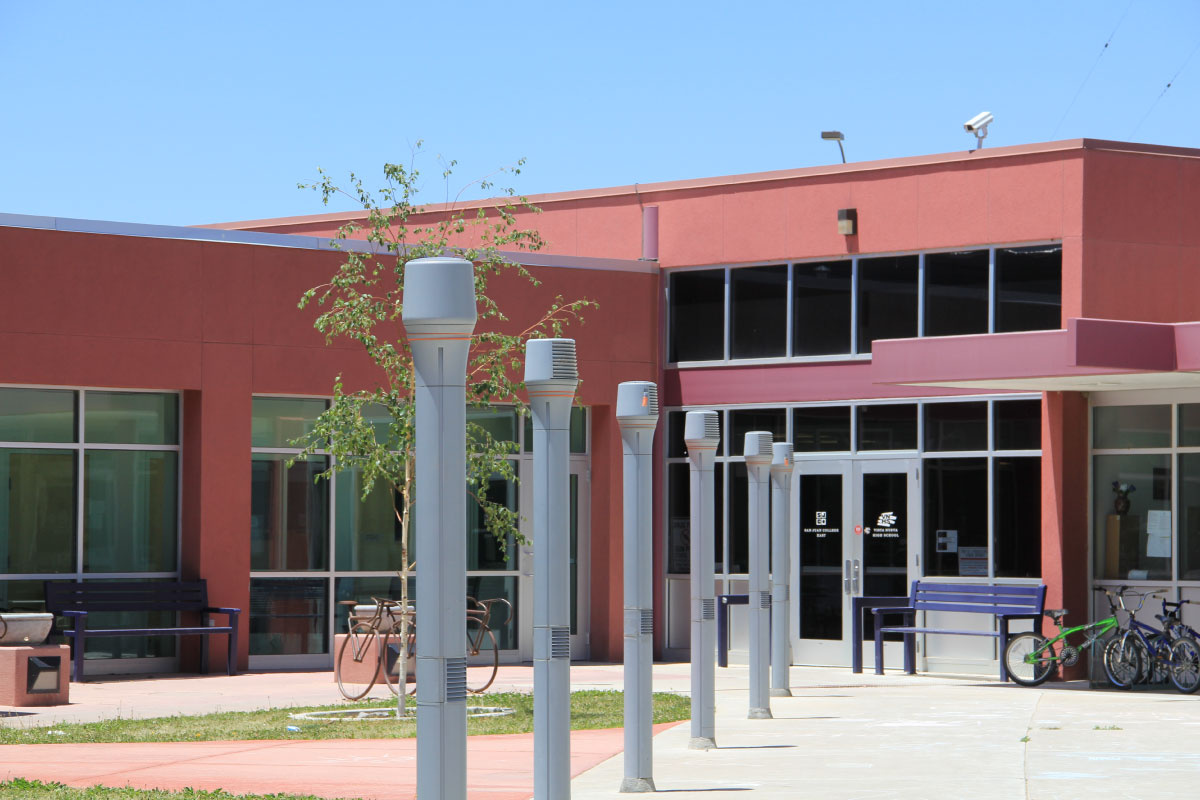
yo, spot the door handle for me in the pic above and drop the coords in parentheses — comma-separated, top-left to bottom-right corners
(852, 560, 861, 594)
(843, 560, 851, 595)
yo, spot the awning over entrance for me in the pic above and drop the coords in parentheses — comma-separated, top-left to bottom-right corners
(872, 318, 1200, 392)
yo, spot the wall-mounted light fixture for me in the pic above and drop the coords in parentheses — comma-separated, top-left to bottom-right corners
(837, 208, 857, 236)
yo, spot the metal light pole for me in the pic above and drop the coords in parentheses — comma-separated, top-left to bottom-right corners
(744, 431, 774, 719)
(526, 338, 578, 800)
(685, 410, 720, 750)
(403, 256, 476, 800)
(617, 380, 659, 793)
(769, 441, 795, 697)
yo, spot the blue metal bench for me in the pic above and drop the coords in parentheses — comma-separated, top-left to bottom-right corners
(44, 580, 240, 682)
(862, 581, 1045, 682)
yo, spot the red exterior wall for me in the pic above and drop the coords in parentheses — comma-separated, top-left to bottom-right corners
(0, 225, 657, 666)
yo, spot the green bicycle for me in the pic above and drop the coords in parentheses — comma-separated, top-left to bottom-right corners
(1003, 586, 1124, 687)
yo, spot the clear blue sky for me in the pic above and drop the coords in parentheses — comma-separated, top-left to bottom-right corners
(3, 1, 1198, 226)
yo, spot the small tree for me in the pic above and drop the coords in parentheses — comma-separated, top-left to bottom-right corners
(294, 148, 593, 707)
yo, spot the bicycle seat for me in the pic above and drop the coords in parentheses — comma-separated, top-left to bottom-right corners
(1044, 609, 1069, 625)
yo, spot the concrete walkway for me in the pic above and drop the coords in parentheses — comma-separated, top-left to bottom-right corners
(3, 664, 1200, 799)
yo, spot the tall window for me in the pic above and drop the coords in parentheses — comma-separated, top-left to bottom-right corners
(0, 387, 181, 662)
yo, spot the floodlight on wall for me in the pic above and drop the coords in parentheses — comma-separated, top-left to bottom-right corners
(821, 130, 846, 164)
(837, 208, 857, 236)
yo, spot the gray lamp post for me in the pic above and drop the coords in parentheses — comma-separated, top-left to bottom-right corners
(769, 441, 795, 697)
(526, 338, 578, 800)
(684, 410, 720, 750)
(616, 380, 659, 793)
(403, 256, 477, 800)
(744, 431, 773, 719)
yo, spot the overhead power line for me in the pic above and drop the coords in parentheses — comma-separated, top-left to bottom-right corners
(1052, 1, 1134, 139)
(1130, 38, 1200, 138)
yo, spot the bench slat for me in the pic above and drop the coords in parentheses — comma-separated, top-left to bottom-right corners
(880, 627, 1001, 637)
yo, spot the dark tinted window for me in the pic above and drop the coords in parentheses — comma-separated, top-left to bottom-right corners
(666, 411, 686, 458)
(923, 458, 988, 577)
(793, 261, 851, 356)
(995, 400, 1042, 450)
(729, 408, 786, 456)
(995, 457, 1041, 578)
(667, 463, 691, 574)
(857, 404, 917, 451)
(995, 245, 1061, 332)
(924, 402, 987, 452)
(793, 407, 851, 452)
(728, 462, 748, 574)
(669, 269, 725, 362)
(856, 255, 918, 353)
(924, 250, 989, 337)
(730, 265, 787, 359)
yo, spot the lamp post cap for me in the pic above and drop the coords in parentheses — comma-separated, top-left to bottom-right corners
(401, 257, 477, 334)
(683, 410, 721, 446)
(525, 338, 578, 384)
(616, 381, 659, 420)
(743, 431, 774, 460)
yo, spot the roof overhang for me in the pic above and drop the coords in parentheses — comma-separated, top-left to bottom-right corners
(873, 318, 1200, 393)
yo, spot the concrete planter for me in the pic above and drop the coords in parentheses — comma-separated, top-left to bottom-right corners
(0, 613, 54, 646)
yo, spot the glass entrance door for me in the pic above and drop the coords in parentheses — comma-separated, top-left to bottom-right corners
(793, 459, 920, 668)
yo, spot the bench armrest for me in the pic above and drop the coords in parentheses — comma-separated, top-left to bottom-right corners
(204, 607, 241, 616)
(61, 610, 88, 618)
(871, 606, 915, 618)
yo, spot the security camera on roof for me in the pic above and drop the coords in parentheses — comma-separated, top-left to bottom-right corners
(964, 112, 994, 132)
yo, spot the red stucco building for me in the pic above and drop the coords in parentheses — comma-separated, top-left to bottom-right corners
(4, 138, 1199, 677)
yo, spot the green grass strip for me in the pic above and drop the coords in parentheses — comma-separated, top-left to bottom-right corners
(0, 780, 329, 800)
(0, 690, 689, 744)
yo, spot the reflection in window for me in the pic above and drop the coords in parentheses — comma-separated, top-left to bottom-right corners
(250, 454, 329, 571)
(0, 449, 75, 573)
(84, 450, 178, 573)
(669, 269, 725, 362)
(793, 407, 850, 452)
(667, 463, 691, 575)
(1093, 454, 1171, 580)
(730, 265, 787, 359)
(923, 459, 988, 577)
(729, 409, 786, 456)
(1180, 455, 1200, 580)
(793, 261, 851, 356)
(250, 578, 329, 655)
(334, 468, 404, 571)
(856, 255, 918, 353)
(85, 392, 178, 445)
(251, 397, 327, 449)
(467, 471, 517, 571)
(924, 250, 989, 337)
(995, 245, 1061, 332)
(0, 388, 76, 443)
(1094, 406, 1171, 449)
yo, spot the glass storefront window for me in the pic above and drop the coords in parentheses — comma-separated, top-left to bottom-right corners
(857, 404, 917, 451)
(467, 472, 517, 571)
(84, 450, 178, 573)
(467, 575, 519, 651)
(729, 409, 786, 456)
(995, 245, 1062, 333)
(0, 388, 76, 443)
(523, 406, 587, 453)
(994, 457, 1041, 578)
(0, 449, 75, 574)
(793, 407, 850, 452)
(1179, 455, 1200, 580)
(924, 250, 989, 337)
(856, 255, 918, 354)
(924, 402, 987, 452)
(1094, 405, 1170, 449)
(250, 454, 329, 571)
(669, 269, 725, 362)
(1093, 454, 1172, 580)
(85, 392, 178, 445)
(793, 261, 851, 356)
(1179, 404, 1200, 447)
(995, 399, 1041, 450)
(730, 265, 787, 359)
(469, 407, 518, 446)
(667, 463, 691, 575)
(251, 397, 327, 449)
(923, 458, 988, 577)
(249, 577, 329, 656)
(727, 463, 748, 575)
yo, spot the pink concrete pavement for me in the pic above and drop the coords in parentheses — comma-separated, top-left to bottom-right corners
(0, 723, 681, 800)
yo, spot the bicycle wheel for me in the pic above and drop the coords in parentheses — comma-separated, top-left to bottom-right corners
(1146, 635, 1171, 685)
(377, 630, 400, 696)
(336, 623, 379, 701)
(1169, 636, 1200, 694)
(467, 628, 499, 693)
(1103, 634, 1143, 690)
(1003, 633, 1055, 687)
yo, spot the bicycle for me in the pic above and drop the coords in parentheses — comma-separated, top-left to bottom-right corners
(1003, 586, 1123, 687)
(1104, 591, 1200, 694)
(334, 595, 513, 701)
(334, 597, 410, 701)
